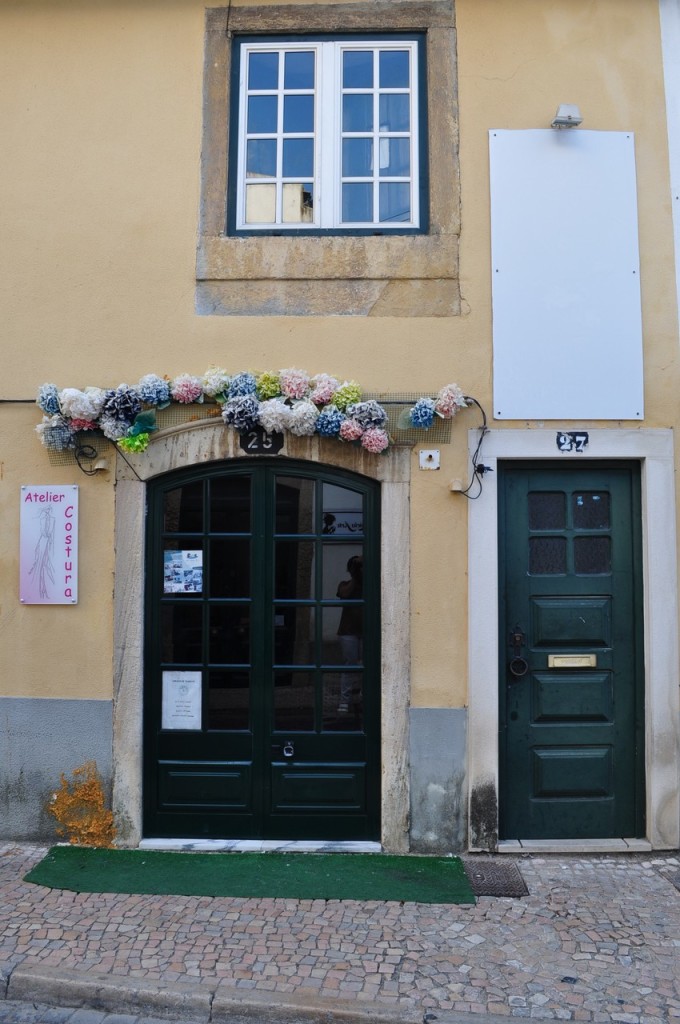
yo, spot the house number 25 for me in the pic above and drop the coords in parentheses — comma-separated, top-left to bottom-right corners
(239, 426, 284, 454)
(556, 431, 589, 453)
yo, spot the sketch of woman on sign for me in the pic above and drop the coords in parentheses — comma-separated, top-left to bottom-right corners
(28, 505, 56, 600)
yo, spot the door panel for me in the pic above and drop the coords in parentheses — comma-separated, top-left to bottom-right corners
(144, 461, 380, 841)
(499, 463, 644, 840)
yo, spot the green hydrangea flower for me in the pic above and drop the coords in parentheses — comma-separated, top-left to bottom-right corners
(256, 371, 282, 401)
(332, 381, 362, 412)
(117, 432, 151, 453)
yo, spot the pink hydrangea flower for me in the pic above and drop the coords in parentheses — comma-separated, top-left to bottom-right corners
(434, 383, 466, 419)
(279, 368, 310, 401)
(361, 428, 389, 453)
(171, 374, 204, 404)
(339, 418, 364, 442)
(69, 418, 98, 432)
(310, 374, 339, 406)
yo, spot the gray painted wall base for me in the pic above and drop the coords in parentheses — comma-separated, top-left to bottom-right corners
(409, 707, 467, 853)
(0, 697, 113, 841)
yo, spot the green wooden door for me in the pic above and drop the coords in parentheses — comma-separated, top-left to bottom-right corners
(499, 462, 644, 840)
(143, 460, 381, 841)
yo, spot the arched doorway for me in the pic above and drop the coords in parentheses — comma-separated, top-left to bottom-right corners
(143, 459, 381, 841)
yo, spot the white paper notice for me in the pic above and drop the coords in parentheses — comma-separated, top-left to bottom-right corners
(162, 671, 202, 730)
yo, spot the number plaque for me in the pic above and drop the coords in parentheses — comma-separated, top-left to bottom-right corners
(239, 427, 284, 454)
(556, 431, 589, 453)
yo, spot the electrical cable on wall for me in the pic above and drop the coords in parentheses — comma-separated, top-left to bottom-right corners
(457, 396, 490, 500)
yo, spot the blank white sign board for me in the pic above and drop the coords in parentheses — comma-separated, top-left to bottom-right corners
(490, 130, 643, 420)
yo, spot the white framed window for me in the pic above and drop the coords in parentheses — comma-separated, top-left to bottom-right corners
(234, 38, 421, 232)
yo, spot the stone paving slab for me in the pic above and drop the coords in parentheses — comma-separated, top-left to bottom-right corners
(2, 844, 680, 1023)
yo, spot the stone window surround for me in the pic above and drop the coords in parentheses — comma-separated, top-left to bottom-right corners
(111, 422, 411, 850)
(197, 1, 460, 316)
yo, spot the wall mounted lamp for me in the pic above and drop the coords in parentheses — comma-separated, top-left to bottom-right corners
(551, 104, 583, 129)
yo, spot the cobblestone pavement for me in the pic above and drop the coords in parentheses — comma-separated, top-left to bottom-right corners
(2, 844, 680, 1023)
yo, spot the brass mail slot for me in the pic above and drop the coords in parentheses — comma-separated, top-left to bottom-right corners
(548, 654, 597, 669)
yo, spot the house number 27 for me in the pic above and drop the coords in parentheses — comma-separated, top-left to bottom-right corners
(556, 431, 589, 453)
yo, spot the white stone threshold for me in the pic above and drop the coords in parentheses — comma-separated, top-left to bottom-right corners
(497, 838, 652, 854)
(139, 838, 383, 853)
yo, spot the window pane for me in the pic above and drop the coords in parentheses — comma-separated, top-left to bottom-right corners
(274, 671, 314, 731)
(342, 94, 373, 132)
(210, 539, 250, 597)
(529, 492, 566, 531)
(573, 492, 611, 530)
(248, 51, 279, 90)
(208, 670, 249, 731)
(164, 482, 202, 532)
(163, 547, 203, 594)
(574, 537, 611, 574)
(343, 50, 373, 88)
(379, 49, 409, 88)
(282, 183, 314, 223)
(161, 605, 203, 664)
(529, 537, 567, 575)
(322, 544, 363, 600)
(209, 606, 250, 664)
(283, 94, 314, 134)
(282, 138, 314, 178)
(379, 138, 410, 177)
(342, 182, 373, 222)
(274, 606, 315, 665)
(379, 182, 410, 222)
(284, 50, 314, 89)
(247, 95, 278, 134)
(323, 671, 363, 730)
(246, 139, 277, 178)
(322, 483, 364, 530)
(275, 477, 315, 533)
(343, 138, 373, 176)
(379, 93, 410, 132)
(245, 183, 276, 223)
(275, 540, 315, 599)
(210, 476, 251, 533)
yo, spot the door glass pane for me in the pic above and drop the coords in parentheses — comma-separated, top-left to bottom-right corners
(323, 671, 363, 729)
(282, 138, 314, 178)
(574, 536, 611, 574)
(379, 93, 410, 132)
(275, 477, 315, 533)
(379, 182, 410, 223)
(210, 476, 251, 533)
(274, 606, 315, 665)
(283, 95, 314, 133)
(322, 483, 364, 532)
(284, 50, 314, 89)
(379, 49, 409, 88)
(275, 541, 315, 599)
(208, 670, 249, 730)
(282, 183, 314, 223)
(342, 183, 372, 222)
(247, 95, 278, 133)
(209, 606, 250, 664)
(379, 138, 410, 177)
(323, 545, 363, 601)
(245, 183, 276, 224)
(528, 492, 566, 531)
(163, 545, 203, 594)
(164, 482, 203, 532)
(342, 94, 373, 132)
(343, 50, 373, 88)
(529, 537, 567, 574)
(246, 139, 276, 178)
(248, 51, 279, 90)
(273, 671, 314, 730)
(573, 492, 611, 530)
(343, 138, 373, 176)
(210, 539, 250, 597)
(161, 605, 203, 663)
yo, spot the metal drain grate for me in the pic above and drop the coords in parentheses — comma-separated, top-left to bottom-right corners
(463, 859, 529, 897)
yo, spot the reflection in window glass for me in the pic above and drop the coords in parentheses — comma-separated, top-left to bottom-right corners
(210, 539, 250, 597)
(343, 138, 373, 177)
(247, 95, 278, 134)
(275, 541, 315, 600)
(210, 476, 251, 533)
(573, 492, 611, 530)
(208, 670, 249, 731)
(322, 544, 363, 600)
(574, 536, 611, 574)
(246, 139, 276, 178)
(249, 51, 278, 90)
(245, 183, 276, 224)
(273, 671, 314, 730)
(273, 606, 315, 666)
(342, 94, 373, 132)
(275, 477, 315, 534)
(209, 606, 250, 664)
(379, 182, 410, 223)
(379, 93, 410, 132)
(284, 50, 314, 89)
(529, 537, 567, 575)
(379, 138, 410, 177)
(323, 671, 363, 730)
(379, 49, 409, 87)
(161, 605, 203, 664)
(164, 482, 203, 532)
(282, 183, 314, 223)
(343, 183, 373, 222)
(283, 95, 314, 133)
(343, 50, 373, 88)
(282, 138, 314, 178)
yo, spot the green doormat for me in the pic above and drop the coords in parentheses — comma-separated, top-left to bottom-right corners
(25, 847, 475, 904)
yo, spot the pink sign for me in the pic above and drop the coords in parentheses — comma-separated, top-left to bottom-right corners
(20, 486, 79, 604)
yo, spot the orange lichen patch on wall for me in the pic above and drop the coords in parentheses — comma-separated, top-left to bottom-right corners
(47, 761, 116, 848)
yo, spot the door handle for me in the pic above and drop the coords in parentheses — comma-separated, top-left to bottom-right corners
(509, 625, 529, 679)
(272, 741, 295, 759)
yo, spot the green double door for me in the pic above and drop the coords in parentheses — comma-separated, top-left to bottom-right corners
(143, 460, 381, 841)
(499, 462, 645, 840)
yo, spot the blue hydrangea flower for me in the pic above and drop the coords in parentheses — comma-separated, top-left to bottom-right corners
(316, 407, 345, 437)
(409, 397, 436, 429)
(137, 374, 171, 406)
(222, 395, 261, 433)
(228, 372, 258, 398)
(102, 384, 142, 423)
(36, 415, 75, 451)
(37, 383, 61, 415)
(346, 400, 388, 429)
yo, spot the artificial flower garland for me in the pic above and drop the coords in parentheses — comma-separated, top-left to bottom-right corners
(35, 369, 467, 456)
